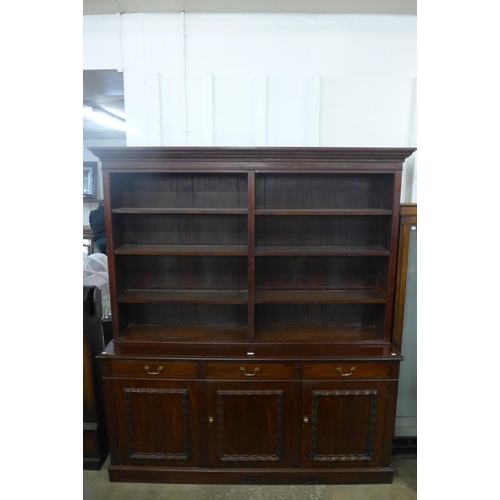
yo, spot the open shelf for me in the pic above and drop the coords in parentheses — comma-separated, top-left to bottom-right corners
(120, 302, 248, 333)
(255, 289, 386, 304)
(112, 208, 247, 215)
(255, 255, 389, 297)
(254, 302, 385, 340)
(255, 208, 392, 216)
(117, 255, 248, 292)
(255, 326, 382, 343)
(255, 173, 394, 211)
(119, 324, 249, 342)
(115, 213, 248, 248)
(115, 244, 248, 256)
(116, 325, 382, 344)
(109, 171, 248, 211)
(255, 245, 389, 256)
(255, 216, 392, 250)
(118, 290, 248, 304)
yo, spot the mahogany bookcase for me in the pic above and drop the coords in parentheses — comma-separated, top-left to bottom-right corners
(89, 146, 416, 484)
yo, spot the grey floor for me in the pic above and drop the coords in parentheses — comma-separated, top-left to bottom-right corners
(83, 457, 416, 500)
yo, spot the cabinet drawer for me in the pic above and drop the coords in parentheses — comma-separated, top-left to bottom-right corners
(303, 363, 392, 380)
(110, 360, 197, 379)
(206, 363, 293, 379)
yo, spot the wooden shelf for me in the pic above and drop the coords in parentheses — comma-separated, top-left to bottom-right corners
(114, 208, 389, 216)
(115, 244, 248, 256)
(112, 208, 247, 215)
(118, 290, 248, 304)
(255, 245, 390, 256)
(114, 245, 389, 257)
(255, 289, 386, 304)
(255, 326, 382, 343)
(119, 289, 386, 304)
(119, 325, 249, 342)
(255, 208, 392, 216)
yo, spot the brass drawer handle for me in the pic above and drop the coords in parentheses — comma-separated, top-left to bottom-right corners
(336, 366, 356, 377)
(239, 366, 260, 377)
(144, 365, 164, 375)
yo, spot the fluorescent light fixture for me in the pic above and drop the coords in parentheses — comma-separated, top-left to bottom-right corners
(83, 105, 126, 132)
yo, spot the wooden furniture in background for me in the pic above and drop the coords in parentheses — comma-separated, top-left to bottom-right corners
(83, 286, 109, 470)
(393, 204, 417, 351)
(89, 146, 416, 484)
(393, 203, 417, 447)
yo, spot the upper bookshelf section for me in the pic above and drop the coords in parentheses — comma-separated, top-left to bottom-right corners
(89, 147, 416, 347)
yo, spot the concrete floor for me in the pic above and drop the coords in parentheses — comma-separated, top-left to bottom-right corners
(83, 458, 417, 500)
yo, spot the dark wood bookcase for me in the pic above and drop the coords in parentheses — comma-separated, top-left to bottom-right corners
(90, 146, 416, 484)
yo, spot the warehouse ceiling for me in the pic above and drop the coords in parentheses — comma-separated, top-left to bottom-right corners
(83, 70, 125, 141)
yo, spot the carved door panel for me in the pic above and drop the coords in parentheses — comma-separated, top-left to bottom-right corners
(301, 381, 388, 468)
(207, 382, 293, 467)
(113, 379, 203, 467)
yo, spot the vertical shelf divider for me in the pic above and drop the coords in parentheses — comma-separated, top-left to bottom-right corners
(247, 170, 256, 341)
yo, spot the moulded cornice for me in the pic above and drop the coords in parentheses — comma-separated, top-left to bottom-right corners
(89, 146, 417, 164)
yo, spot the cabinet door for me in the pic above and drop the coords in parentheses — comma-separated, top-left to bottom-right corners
(207, 382, 293, 467)
(301, 381, 388, 468)
(113, 379, 203, 467)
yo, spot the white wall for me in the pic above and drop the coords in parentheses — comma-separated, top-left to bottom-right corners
(83, 12, 417, 199)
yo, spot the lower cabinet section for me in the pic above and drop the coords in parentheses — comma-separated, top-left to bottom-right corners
(102, 359, 400, 484)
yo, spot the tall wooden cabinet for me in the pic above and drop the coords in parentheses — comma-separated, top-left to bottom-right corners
(89, 146, 416, 484)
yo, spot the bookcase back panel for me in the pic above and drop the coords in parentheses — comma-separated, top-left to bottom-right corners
(111, 173, 248, 209)
(255, 256, 387, 292)
(255, 216, 391, 248)
(119, 256, 248, 291)
(255, 303, 384, 330)
(121, 214, 248, 246)
(255, 174, 394, 210)
(125, 303, 248, 328)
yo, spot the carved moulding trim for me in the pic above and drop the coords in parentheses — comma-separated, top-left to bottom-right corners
(310, 389, 378, 462)
(216, 389, 284, 462)
(123, 387, 190, 461)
